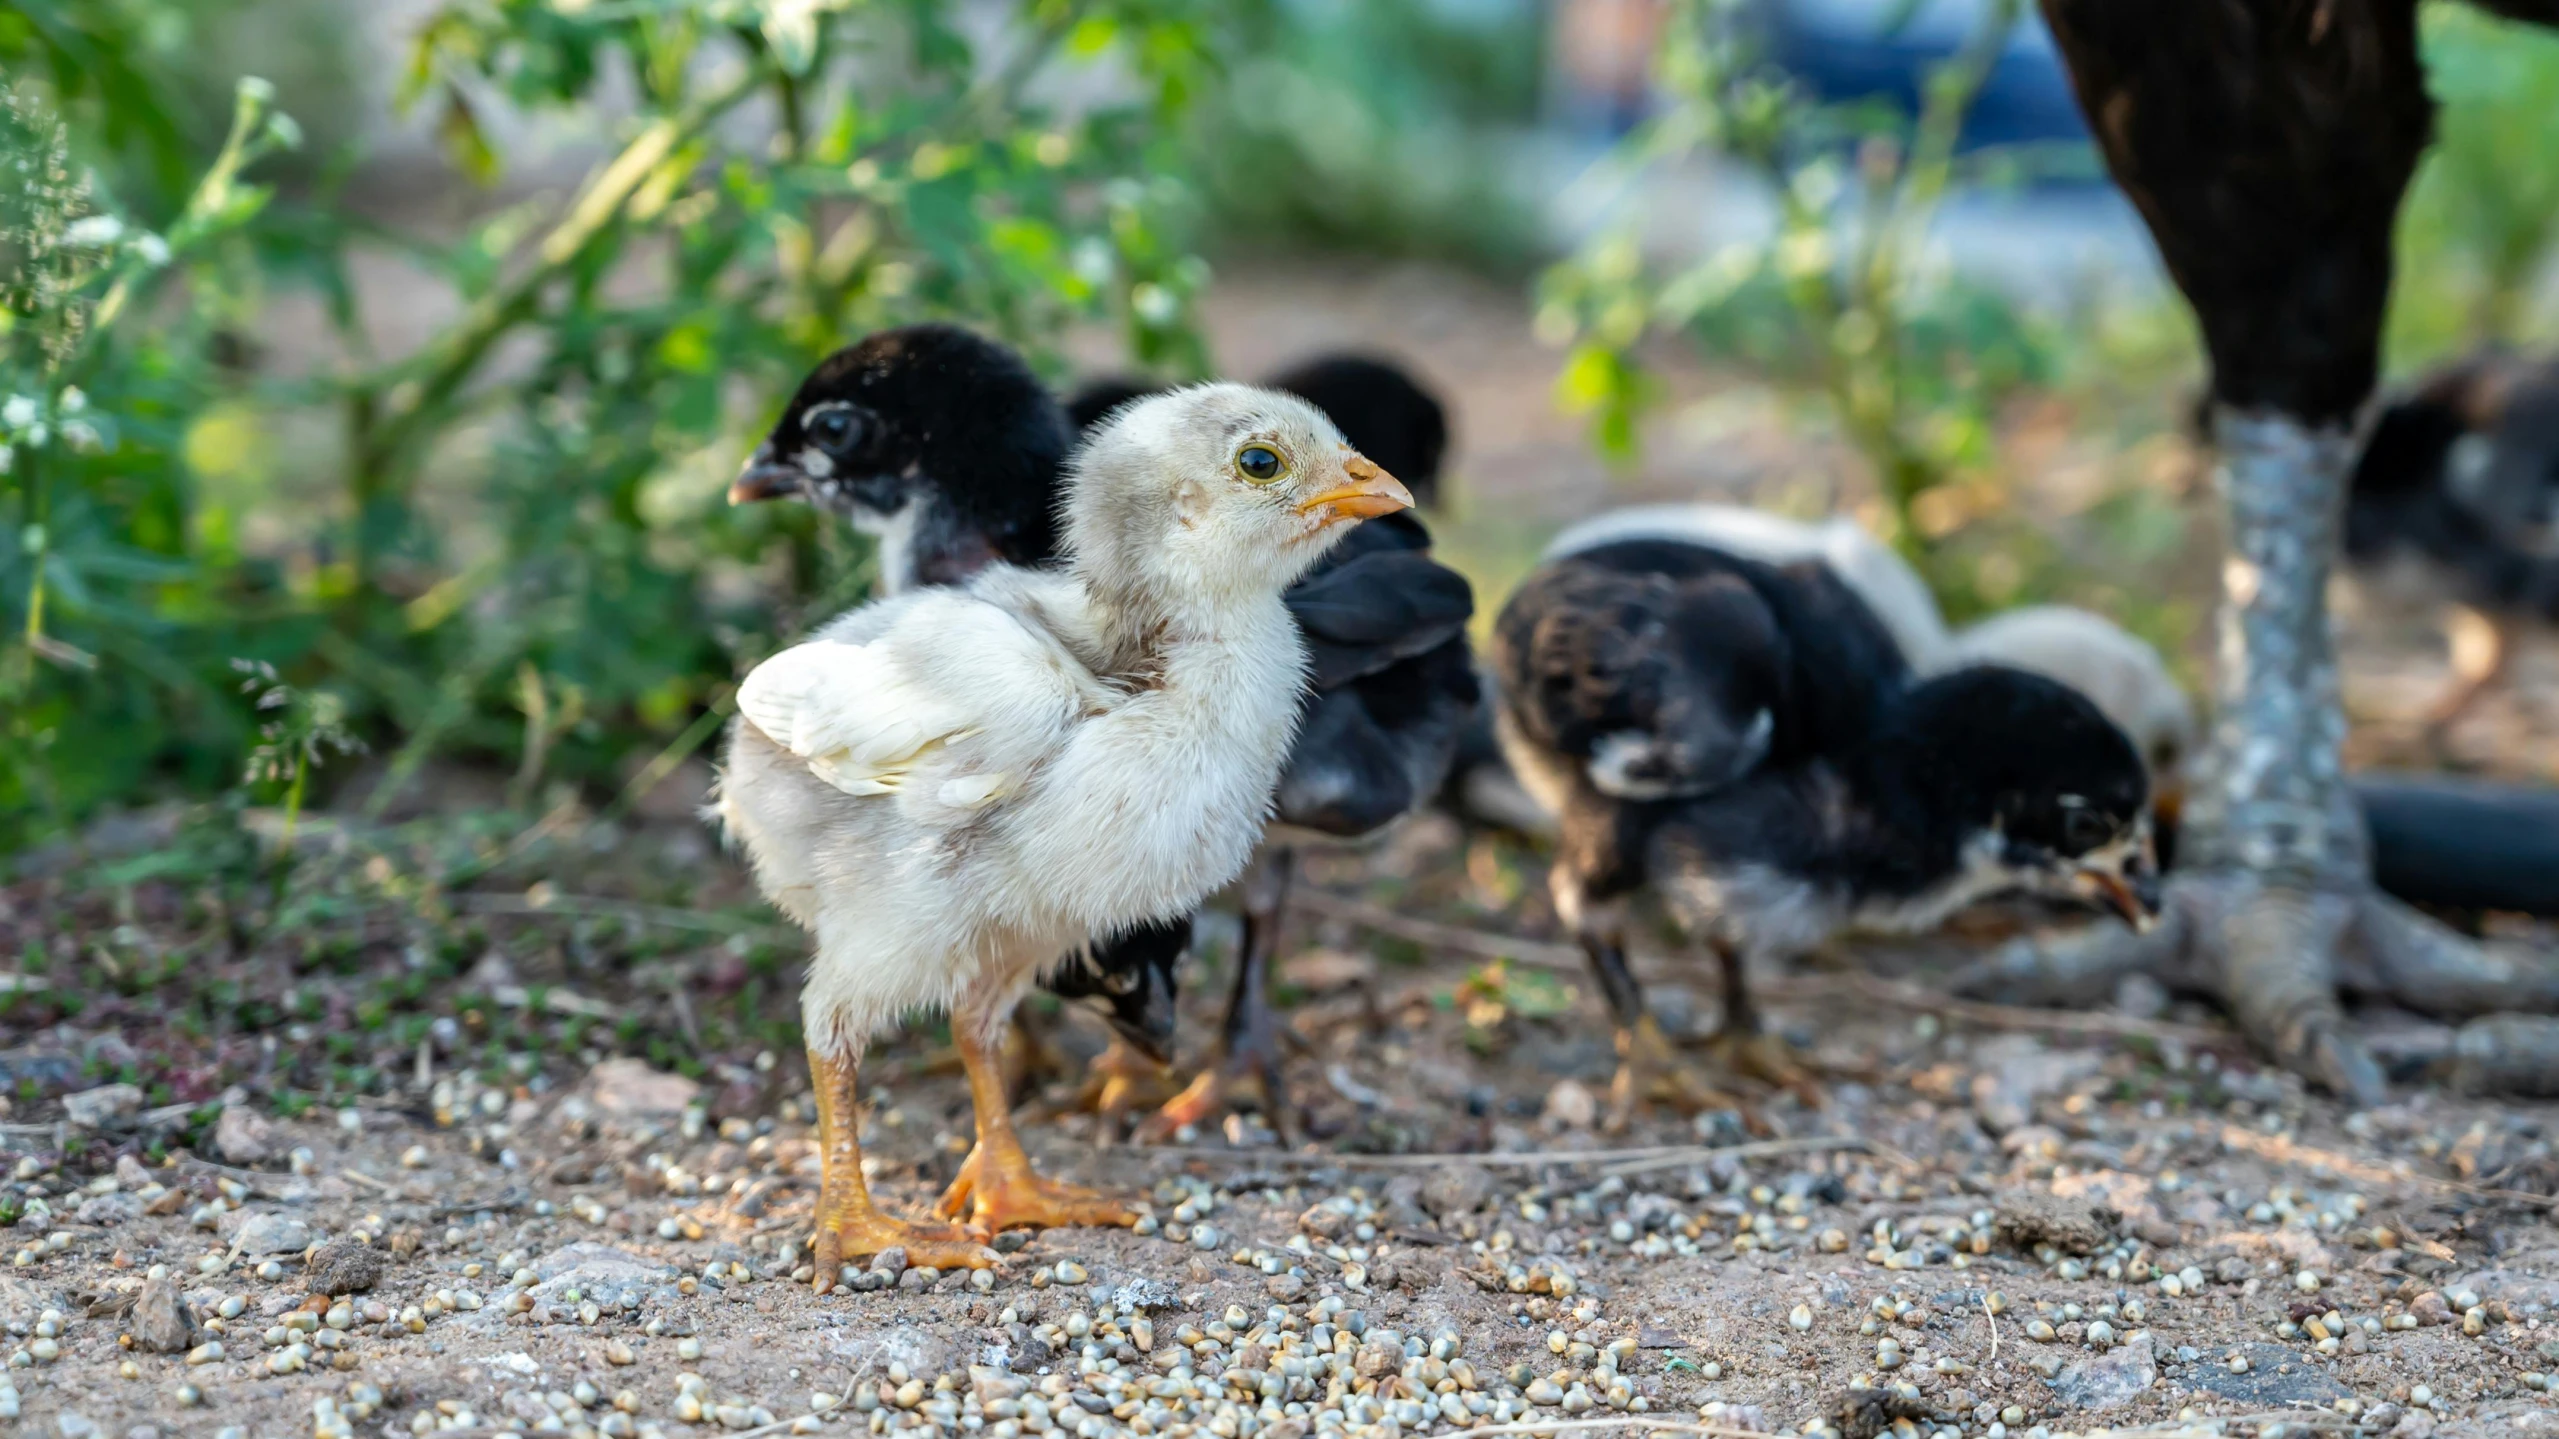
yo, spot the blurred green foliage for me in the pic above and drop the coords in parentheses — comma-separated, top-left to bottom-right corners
(2, 0, 1225, 854)
(1539, 0, 2090, 622)
(1186, 0, 1546, 274)
(2385, 2, 2559, 368)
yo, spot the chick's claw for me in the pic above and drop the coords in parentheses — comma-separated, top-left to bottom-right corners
(1706, 1029, 1825, 1107)
(936, 1147, 1140, 1232)
(1133, 1053, 1286, 1146)
(1606, 1016, 1746, 1132)
(808, 1210, 997, 1285)
(1030, 1039, 1181, 1125)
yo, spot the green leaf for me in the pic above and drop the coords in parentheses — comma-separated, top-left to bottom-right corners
(437, 84, 499, 186)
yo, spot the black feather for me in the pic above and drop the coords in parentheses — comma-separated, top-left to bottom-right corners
(1286, 550, 1475, 688)
(2349, 353, 2559, 621)
(1064, 376, 1160, 436)
(1492, 538, 1906, 799)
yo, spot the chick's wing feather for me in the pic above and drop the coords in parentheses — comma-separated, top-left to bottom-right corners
(737, 589, 1089, 802)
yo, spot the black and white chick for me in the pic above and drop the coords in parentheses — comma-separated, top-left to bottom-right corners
(2343, 351, 2559, 742)
(1492, 537, 2161, 1128)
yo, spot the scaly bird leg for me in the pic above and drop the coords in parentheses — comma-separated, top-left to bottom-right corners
(1954, 417, 2559, 1100)
(937, 1002, 1140, 1232)
(1568, 887, 1748, 1131)
(1702, 937, 1821, 1104)
(1140, 853, 1292, 1143)
(805, 1046, 995, 1289)
(2007, 2, 2559, 1101)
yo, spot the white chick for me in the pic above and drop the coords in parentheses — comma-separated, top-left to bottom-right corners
(717, 385, 1412, 1275)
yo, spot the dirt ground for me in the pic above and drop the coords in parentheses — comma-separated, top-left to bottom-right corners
(5, 261, 2557, 1439)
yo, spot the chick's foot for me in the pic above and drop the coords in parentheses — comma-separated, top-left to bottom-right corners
(1030, 1038, 1180, 1124)
(1134, 1046, 1286, 1145)
(1703, 1027, 1824, 1106)
(810, 1202, 997, 1282)
(1606, 1015, 1745, 1132)
(935, 1146, 1139, 1232)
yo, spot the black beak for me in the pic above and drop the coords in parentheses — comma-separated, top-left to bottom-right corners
(729, 450, 804, 505)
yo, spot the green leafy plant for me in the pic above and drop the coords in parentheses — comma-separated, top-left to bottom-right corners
(2, 1, 1231, 855)
(1537, 0, 2089, 619)
(2, 75, 301, 848)
(2385, 3, 2559, 366)
(1185, 0, 1545, 273)
(232, 657, 363, 852)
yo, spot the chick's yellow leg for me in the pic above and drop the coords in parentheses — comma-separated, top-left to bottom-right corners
(1036, 1037, 1180, 1122)
(1704, 939, 1823, 1106)
(935, 1012, 1140, 1232)
(1609, 1014, 1746, 1130)
(806, 1046, 996, 1287)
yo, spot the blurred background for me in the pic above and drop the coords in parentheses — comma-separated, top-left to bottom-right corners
(5, 0, 2558, 861)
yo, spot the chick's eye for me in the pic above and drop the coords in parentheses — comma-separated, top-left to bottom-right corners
(807, 407, 860, 451)
(1236, 444, 1285, 484)
(2062, 808, 2112, 851)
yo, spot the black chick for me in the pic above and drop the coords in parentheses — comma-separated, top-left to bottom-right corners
(1060, 356, 1477, 1141)
(2345, 352, 2559, 741)
(730, 324, 1185, 1068)
(1493, 540, 2160, 1128)
(732, 324, 1073, 591)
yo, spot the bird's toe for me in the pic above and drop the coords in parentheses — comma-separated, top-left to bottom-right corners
(1708, 1030, 1824, 1106)
(811, 1212, 998, 1285)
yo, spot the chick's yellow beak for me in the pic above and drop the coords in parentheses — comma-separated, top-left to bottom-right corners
(1296, 454, 1414, 526)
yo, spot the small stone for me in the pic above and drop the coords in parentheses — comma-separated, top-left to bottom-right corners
(581, 1059, 703, 1126)
(1298, 1205, 1351, 1241)
(75, 1193, 143, 1226)
(605, 1340, 636, 1365)
(306, 1239, 386, 1296)
(1419, 1165, 1493, 1220)
(213, 1106, 275, 1165)
(2049, 1337, 2157, 1413)
(1541, 1080, 1598, 1130)
(1993, 1193, 2117, 1256)
(130, 1269, 195, 1354)
(1265, 1273, 1307, 1303)
(62, 1083, 143, 1129)
(222, 1212, 313, 1257)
